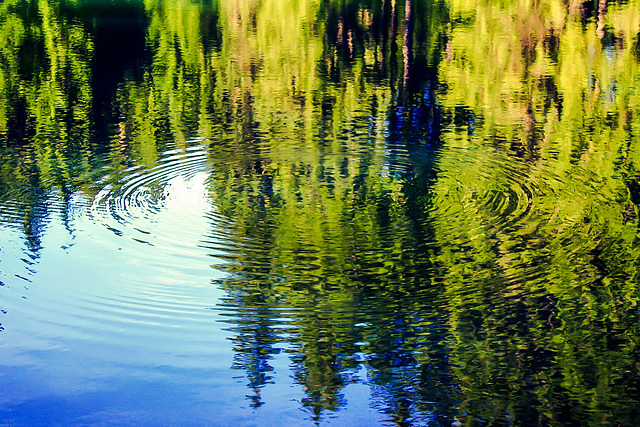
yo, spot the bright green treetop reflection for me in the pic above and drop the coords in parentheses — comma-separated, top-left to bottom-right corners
(1, 0, 640, 425)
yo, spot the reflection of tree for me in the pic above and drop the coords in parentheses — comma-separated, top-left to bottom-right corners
(195, 0, 448, 421)
(433, 0, 640, 423)
(114, 0, 222, 165)
(0, 0, 97, 251)
(0, 0, 24, 143)
(206, 0, 640, 422)
(224, 291, 284, 409)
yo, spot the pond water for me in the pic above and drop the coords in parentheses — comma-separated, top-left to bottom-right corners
(1, 0, 640, 425)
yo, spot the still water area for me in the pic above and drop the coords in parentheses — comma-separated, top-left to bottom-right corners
(1, 0, 640, 425)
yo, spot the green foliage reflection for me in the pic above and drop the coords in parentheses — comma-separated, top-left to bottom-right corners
(435, 0, 640, 423)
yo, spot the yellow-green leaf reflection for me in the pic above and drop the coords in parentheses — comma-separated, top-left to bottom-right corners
(435, 0, 640, 423)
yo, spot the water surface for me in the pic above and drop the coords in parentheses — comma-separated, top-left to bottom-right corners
(1, 0, 640, 425)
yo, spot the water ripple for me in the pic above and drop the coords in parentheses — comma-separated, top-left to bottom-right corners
(90, 146, 213, 244)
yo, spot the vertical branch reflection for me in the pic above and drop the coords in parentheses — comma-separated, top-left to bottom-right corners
(402, 0, 413, 95)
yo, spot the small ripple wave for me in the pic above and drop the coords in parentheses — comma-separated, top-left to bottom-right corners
(90, 146, 213, 246)
(0, 145, 235, 371)
(430, 145, 615, 291)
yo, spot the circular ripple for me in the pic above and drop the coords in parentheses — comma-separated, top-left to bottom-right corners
(91, 146, 213, 243)
(429, 145, 613, 290)
(0, 144, 237, 374)
(431, 147, 541, 234)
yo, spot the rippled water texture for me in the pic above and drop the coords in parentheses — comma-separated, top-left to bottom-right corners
(2, 0, 640, 425)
